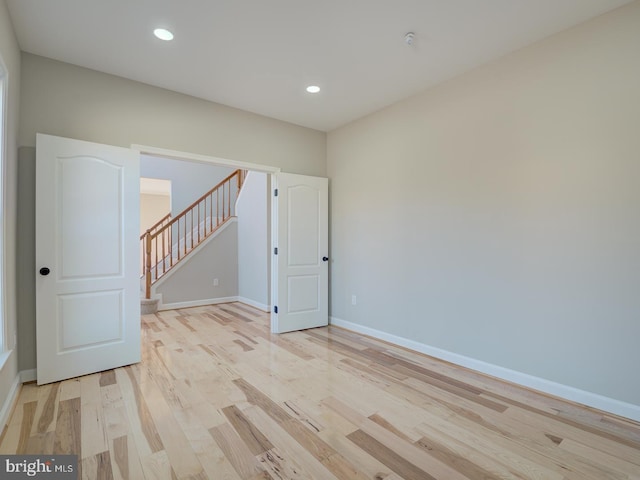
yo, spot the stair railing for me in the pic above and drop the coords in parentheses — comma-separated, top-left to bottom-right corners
(141, 169, 247, 299)
(140, 212, 171, 277)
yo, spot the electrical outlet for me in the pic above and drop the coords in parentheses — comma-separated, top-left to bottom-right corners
(213, 278, 219, 286)
(351, 295, 357, 305)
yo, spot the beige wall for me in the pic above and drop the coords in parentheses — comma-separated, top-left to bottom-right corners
(154, 220, 238, 306)
(0, 0, 20, 424)
(20, 54, 326, 175)
(140, 193, 170, 236)
(15, 54, 326, 372)
(327, 2, 640, 409)
(140, 156, 234, 217)
(237, 172, 269, 308)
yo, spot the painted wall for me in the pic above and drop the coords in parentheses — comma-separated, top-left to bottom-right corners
(19, 54, 326, 175)
(0, 0, 21, 425)
(154, 220, 238, 307)
(15, 54, 326, 372)
(16, 147, 33, 372)
(237, 172, 269, 310)
(140, 155, 234, 216)
(140, 193, 170, 236)
(327, 2, 640, 410)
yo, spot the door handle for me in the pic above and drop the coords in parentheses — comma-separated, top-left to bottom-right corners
(322, 257, 329, 262)
(39, 267, 51, 276)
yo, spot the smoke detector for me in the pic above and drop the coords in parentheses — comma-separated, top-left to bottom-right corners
(404, 32, 415, 46)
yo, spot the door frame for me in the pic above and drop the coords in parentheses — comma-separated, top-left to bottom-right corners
(132, 144, 282, 325)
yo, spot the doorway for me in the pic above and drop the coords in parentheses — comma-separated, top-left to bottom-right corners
(140, 151, 270, 312)
(140, 178, 171, 236)
(35, 136, 328, 385)
(134, 145, 329, 334)
(135, 146, 275, 315)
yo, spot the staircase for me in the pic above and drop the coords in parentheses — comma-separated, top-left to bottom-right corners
(140, 169, 247, 304)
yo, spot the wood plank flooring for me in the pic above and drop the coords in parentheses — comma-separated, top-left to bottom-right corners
(1, 303, 639, 479)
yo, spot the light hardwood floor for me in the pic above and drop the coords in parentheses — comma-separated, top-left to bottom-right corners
(1, 303, 639, 479)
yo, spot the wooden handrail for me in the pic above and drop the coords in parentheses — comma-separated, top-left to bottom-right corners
(140, 212, 171, 277)
(140, 212, 171, 240)
(141, 169, 247, 299)
(159, 169, 242, 231)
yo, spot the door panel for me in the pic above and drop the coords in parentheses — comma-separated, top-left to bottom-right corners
(58, 290, 123, 350)
(272, 173, 328, 333)
(288, 185, 320, 265)
(36, 133, 140, 385)
(60, 156, 123, 277)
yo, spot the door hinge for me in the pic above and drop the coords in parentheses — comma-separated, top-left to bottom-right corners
(274, 247, 278, 255)
(274, 306, 278, 314)
(274, 188, 278, 196)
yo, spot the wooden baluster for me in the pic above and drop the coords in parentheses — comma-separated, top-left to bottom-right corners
(197, 200, 201, 243)
(145, 233, 152, 299)
(177, 218, 182, 261)
(143, 170, 243, 293)
(161, 228, 166, 276)
(156, 231, 160, 275)
(169, 224, 173, 268)
(140, 237, 144, 277)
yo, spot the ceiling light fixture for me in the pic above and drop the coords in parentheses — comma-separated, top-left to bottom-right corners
(306, 85, 321, 94)
(153, 28, 174, 41)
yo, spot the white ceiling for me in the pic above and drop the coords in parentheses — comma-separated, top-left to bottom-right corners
(5, 0, 633, 132)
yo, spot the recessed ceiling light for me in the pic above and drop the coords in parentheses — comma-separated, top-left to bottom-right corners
(153, 28, 174, 41)
(306, 85, 321, 94)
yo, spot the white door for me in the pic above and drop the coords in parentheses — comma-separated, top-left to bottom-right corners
(36, 134, 141, 385)
(272, 173, 328, 333)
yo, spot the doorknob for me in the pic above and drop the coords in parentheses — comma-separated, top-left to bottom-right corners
(322, 257, 329, 262)
(39, 267, 50, 276)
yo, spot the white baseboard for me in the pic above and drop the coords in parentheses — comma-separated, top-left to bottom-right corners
(237, 297, 270, 312)
(157, 295, 269, 312)
(0, 374, 21, 430)
(330, 316, 640, 423)
(157, 295, 240, 311)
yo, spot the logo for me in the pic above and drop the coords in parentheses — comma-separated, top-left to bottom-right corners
(0, 456, 77, 479)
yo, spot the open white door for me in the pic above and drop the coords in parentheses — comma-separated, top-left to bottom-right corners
(36, 134, 140, 384)
(272, 173, 328, 333)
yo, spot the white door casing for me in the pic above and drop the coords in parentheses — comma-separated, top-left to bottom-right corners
(271, 173, 328, 333)
(36, 134, 141, 384)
